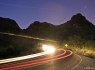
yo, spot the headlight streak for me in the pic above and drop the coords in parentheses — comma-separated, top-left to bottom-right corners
(0, 49, 73, 70)
(0, 52, 51, 64)
(0, 32, 73, 70)
(42, 45, 55, 53)
(0, 49, 66, 68)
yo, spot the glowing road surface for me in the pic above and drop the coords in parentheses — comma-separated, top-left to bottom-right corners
(0, 49, 73, 70)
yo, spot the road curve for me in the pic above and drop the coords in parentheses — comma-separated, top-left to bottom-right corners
(20, 53, 81, 70)
(0, 49, 74, 70)
(18, 52, 81, 70)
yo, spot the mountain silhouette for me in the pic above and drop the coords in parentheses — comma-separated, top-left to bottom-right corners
(0, 17, 21, 33)
(25, 13, 95, 41)
(57, 13, 95, 41)
(0, 13, 95, 41)
(24, 21, 56, 39)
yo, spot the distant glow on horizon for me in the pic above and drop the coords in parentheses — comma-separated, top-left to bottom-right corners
(0, 0, 95, 28)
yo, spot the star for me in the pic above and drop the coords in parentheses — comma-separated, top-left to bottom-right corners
(85, 5, 87, 8)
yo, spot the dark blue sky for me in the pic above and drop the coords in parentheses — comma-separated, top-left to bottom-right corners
(0, 0, 95, 29)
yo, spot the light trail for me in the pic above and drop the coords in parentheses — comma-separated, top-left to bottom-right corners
(0, 49, 66, 67)
(0, 32, 56, 42)
(0, 52, 50, 64)
(0, 49, 73, 70)
(0, 32, 73, 69)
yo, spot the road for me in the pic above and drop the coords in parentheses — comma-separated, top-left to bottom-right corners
(0, 32, 81, 70)
(0, 49, 73, 70)
(17, 53, 95, 70)
(18, 53, 81, 70)
(0, 32, 95, 70)
(0, 49, 95, 70)
(0, 49, 80, 70)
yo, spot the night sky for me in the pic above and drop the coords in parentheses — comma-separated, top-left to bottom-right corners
(0, 0, 95, 29)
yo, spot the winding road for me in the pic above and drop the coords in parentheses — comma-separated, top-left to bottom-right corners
(17, 50, 82, 70)
(0, 32, 95, 70)
(0, 49, 83, 70)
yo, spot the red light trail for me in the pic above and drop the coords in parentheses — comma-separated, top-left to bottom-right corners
(0, 49, 73, 70)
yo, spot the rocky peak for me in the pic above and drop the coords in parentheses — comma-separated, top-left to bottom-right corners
(71, 13, 86, 21)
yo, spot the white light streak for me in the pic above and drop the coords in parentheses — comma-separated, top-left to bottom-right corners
(0, 52, 50, 64)
(42, 45, 55, 53)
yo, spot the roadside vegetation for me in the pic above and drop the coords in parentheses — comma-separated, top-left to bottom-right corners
(0, 34, 43, 59)
(61, 35, 95, 58)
